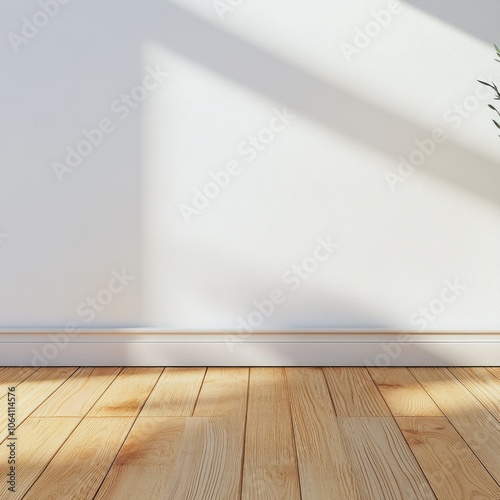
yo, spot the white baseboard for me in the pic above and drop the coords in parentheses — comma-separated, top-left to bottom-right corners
(0, 330, 499, 366)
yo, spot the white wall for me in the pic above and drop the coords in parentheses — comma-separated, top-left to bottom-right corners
(1, 0, 500, 331)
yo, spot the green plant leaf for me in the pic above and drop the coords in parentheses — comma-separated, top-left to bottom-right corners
(478, 80, 496, 89)
(488, 104, 500, 116)
(492, 119, 500, 129)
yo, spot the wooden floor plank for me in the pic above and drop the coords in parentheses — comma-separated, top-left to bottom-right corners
(140, 367, 206, 417)
(0, 367, 39, 408)
(339, 417, 436, 500)
(368, 368, 443, 417)
(285, 367, 361, 499)
(242, 368, 300, 500)
(32, 367, 121, 417)
(487, 367, 500, 381)
(166, 417, 246, 500)
(449, 367, 500, 421)
(397, 416, 500, 499)
(0, 367, 77, 442)
(87, 367, 163, 417)
(0, 418, 80, 500)
(24, 417, 134, 500)
(193, 367, 248, 418)
(323, 367, 391, 416)
(94, 417, 186, 500)
(191, 367, 249, 499)
(0, 367, 39, 387)
(0, 366, 497, 499)
(411, 367, 500, 483)
(96, 416, 246, 500)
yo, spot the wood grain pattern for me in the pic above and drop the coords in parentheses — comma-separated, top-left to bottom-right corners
(0, 418, 80, 500)
(87, 367, 163, 417)
(166, 417, 244, 499)
(242, 368, 300, 500)
(140, 367, 206, 417)
(98, 416, 247, 500)
(0, 367, 38, 387)
(323, 367, 391, 416)
(339, 417, 436, 500)
(411, 367, 500, 483)
(98, 369, 277, 499)
(397, 416, 500, 499)
(449, 367, 500, 421)
(286, 368, 361, 499)
(192, 367, 249, 499)
(32, 367, 121, 417)
(487, 367, 500, 381)
(24, 417, 134, 500)
(0, 367, 39, 409)
(0, 367, 498, 499)
(193, 367, 248, 418)
(0, 367, 76, 442)
(368, 367, 443, 416)
(94, 417, 186, 500)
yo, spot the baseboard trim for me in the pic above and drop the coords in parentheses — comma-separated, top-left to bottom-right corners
(0, 330, 499, 366)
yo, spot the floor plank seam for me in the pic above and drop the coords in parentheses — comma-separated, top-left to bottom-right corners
(285, 369, 304, 500)
(238, 368, 251, 500)
(91, 369, 165, 500)
(446, 367, 500, 424)
(191, 367, 208, 417)
(3, 366, 498, 499)
(21, 417, 84, 499)
(410, 368, 500, 488)
(76, 367, 124, 418)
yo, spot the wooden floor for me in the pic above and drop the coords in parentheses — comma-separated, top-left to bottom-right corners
(0, 367, 499, 499)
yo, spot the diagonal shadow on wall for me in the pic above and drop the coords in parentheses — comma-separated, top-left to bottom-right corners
(404, 0, 499, 45)
(137, 1, 500, 207)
